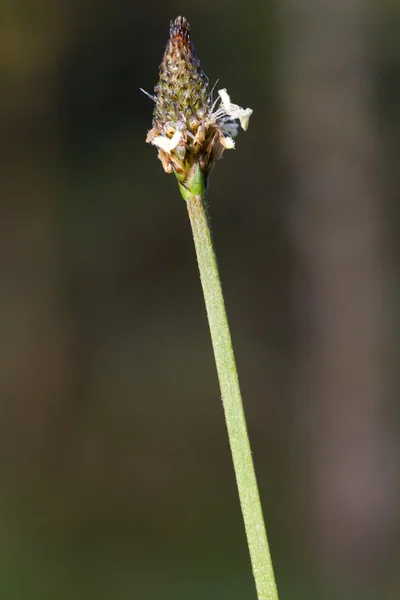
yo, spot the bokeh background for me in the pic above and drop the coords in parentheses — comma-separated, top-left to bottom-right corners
(1, 1, 399, 598)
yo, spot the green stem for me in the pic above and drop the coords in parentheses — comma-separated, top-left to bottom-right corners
(178, 167, 279, 600)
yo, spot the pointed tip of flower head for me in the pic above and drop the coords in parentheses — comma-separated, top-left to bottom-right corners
(170, 16, 191, 38)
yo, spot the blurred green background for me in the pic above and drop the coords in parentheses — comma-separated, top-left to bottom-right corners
(1, 0, 399, 598)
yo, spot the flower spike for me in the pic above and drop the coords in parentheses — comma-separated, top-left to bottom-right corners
(143, 16, 253, 192)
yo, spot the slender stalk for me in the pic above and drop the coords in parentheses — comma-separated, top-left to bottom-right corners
(179, 168, 279, 600)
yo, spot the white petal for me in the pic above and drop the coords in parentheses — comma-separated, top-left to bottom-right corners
(152, 130, 182, 154)
(238, 108, 253, 131)
(217, 89, 253, 130)
(220, 136, 235, 149)
(218, 88, 231, 111)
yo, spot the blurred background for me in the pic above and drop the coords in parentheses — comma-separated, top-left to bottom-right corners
(1, 0, 399, 598)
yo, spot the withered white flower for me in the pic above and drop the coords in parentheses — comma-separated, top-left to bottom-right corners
(214, 89, 252, 132)
(151, 129, 182, 154)
(146, 88, 252, 153)
(144, 16, 252, 187)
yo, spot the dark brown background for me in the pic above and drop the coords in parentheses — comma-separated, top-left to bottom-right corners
(1, 1, 399, 598)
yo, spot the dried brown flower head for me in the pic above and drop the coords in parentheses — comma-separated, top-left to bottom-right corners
(143, 16, 252, 189)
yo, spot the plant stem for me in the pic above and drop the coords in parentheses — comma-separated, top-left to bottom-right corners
(179, 168, 279, 600)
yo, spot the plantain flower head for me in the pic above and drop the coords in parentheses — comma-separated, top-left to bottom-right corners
(143, 16, 252, 190)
